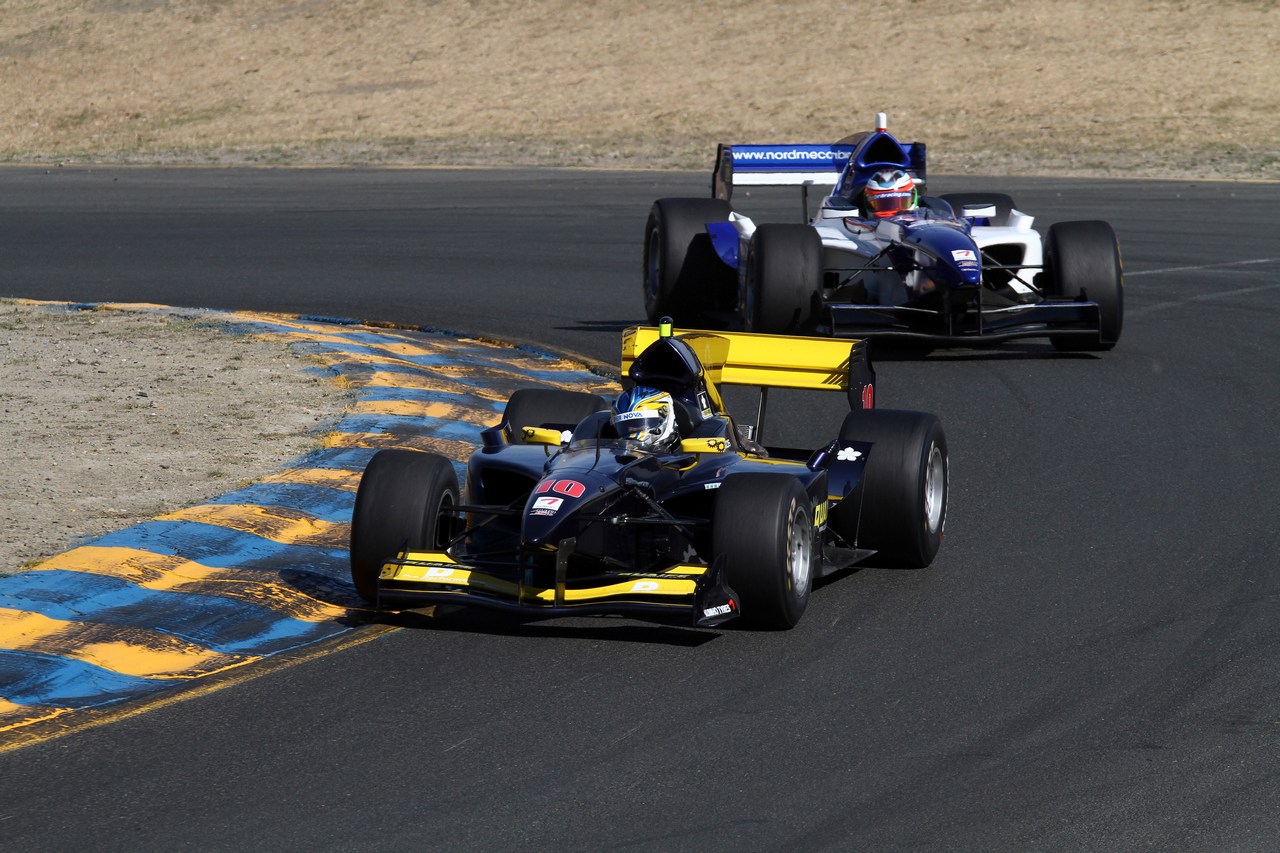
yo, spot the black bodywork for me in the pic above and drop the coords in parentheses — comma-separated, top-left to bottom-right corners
(368, 330, 882, 628)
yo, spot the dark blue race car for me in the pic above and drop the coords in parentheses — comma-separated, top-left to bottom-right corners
(350, 325, 948, 630)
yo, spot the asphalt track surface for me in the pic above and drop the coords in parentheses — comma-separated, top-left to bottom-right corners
(1, 167, 1278, 850)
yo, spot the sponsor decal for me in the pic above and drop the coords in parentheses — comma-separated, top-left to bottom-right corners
(530, 495, 564, 516)
(861, 383, 874, 410)
(704, 482, 722, 490)
(731, 145, 853, 169)
(395, 563, 457, 580)
(702, 602, 736, 618)
(837, 446, 863, 462)
(423, 566, 456, 578)
(952, 249, 977, 262)
(631, 581, 661, 592)
(613, 410, 650, 424)
(814, 500, 829, 529)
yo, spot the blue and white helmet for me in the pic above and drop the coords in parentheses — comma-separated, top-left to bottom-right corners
(612, 385, 677, 449)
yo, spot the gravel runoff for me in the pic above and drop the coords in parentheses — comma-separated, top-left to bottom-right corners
(0, 301, 349, 575)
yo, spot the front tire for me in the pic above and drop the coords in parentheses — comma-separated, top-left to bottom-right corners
(643, 198, 734, 326)
(349, 449, 460, 604)
(1044, 220, 1124, 351)
(742, 223, 823, 334)
(713, 474, 815, 629)
(831, 410, 947, 568)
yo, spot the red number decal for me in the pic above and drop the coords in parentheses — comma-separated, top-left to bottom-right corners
(536, 479, 586, 498)
(552, 480, 586, 498)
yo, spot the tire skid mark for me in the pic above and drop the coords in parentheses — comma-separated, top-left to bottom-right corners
(257, 468, 362, 492)
(333, 413, 492, 443)
(0, 570, 347, 655)
(1, 304, 614, 746)
(320, 430, 477, 458)
(357, 385, 508, 408)
(1, 651, 161, 707)
(27, 547, 354, 622)
(207, 482, 356, 524)
(362, 369, 511, 399)
(0, 608, 258, 679)
(156, 504, 350, 549)
(89, 520, 348, 568)
(352, 398, 504, 427)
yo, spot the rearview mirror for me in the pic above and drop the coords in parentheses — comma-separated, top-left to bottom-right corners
(521, 426, 567, 446)
(961, 203, 997, 219)
(679, 437, 731, 454)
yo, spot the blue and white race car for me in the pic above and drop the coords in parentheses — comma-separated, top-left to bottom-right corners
(643, 113, 1123, 350)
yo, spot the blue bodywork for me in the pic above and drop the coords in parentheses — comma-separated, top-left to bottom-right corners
(700, 125, 1110, 344)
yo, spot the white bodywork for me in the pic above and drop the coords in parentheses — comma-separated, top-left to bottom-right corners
(728, 199, 1044, 295)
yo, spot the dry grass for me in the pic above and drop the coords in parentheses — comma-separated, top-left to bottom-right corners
(2, 0, 1278, 177)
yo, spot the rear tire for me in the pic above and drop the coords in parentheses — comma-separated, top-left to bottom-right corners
(1044, 220, 1124, 351)
(832, 410, 947, 568)
(939, 192, 1018, 225)
(643, 198, 734, 326)
(742, 223, 823, 334)
(713, 474, 815, 629)
(502, 388, 609, 441)
(350, 449, 460, 604)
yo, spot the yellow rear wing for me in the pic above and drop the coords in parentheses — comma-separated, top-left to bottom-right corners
(621, 325, 875, 411)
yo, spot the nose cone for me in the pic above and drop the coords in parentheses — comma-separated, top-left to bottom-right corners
(953, 257, 983, 286)
(911, 225, 984, 288)
(521, 469, 616, 547)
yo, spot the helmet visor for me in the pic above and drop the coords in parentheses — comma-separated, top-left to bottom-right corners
(865, 189, 915, 217)
(612, 408, 666, 442)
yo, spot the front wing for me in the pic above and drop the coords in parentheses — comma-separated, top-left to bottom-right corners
(375, 546, 741, 628)
(826, 299, 1104, 343)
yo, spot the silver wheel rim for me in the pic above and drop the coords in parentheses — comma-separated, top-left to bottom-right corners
(787, 503, 813, 598)
(923, 444, 946, 534)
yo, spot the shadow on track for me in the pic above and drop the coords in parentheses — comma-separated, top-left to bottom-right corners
(376, 606, 722, 647)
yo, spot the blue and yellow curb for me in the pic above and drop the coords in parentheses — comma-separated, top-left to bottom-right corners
(0, 303, 615, 749)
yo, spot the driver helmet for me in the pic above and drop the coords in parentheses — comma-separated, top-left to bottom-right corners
(862, 168, 918, 218)
(612, 386, 677, 450)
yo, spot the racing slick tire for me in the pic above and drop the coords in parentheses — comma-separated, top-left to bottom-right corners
(833, 409, 947, 569)
(1043, 220, 1124, 352)
(939, 192, 1018, 225)
(713, 473, 815, 629)
(643, 198, 735, 326)
(742, 223, 822, 334)
(349, 449, 459, 604)
(502, 388, 610, 441)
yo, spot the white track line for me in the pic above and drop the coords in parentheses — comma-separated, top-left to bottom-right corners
(1129, 282, 1280, 316)
(1126, 258, 1280, 316)
(1126, 257, 1280, 277)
